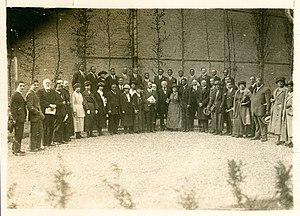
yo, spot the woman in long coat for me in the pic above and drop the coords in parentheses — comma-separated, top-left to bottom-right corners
(232, 81, 251, 137)
(132, 85, 144, 133)
(269, 77, 288, 145)
(94, 82, 107, 136)
(280, 81, 293, 147)
(166, 84, 182, 130)
(120, 84, 134, 133)
(72, 83, 85, 139)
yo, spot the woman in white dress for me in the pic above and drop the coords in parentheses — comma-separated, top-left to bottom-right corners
(72, 83, 85, 138)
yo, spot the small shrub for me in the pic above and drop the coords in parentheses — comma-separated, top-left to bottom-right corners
(174, 177, 199, 210)
(47, 154, 73, 209)
(103, 164, 135, 209)
(274, 161, 293, 209)
(227, 159, 247, 207)
(7, 183, 17, 209)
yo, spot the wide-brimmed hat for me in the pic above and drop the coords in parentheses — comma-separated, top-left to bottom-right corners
(262, 115, 271, 125)
(123, 84, 131, 89)
(84, 81, 91, 86)
(275, 77, 286, 84)
(203, 107, 211, 116)
(98, 71, 108, 76)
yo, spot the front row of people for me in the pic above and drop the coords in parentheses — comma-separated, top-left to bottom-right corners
(9, 75, 293, 156)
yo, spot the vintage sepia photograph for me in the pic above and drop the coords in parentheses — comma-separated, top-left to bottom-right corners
(3, 5, 296, 213)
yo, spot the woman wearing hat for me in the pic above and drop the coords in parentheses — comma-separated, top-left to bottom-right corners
(232, 81, 251, 138)
(280, 81, 293, 147)
(72, 83, 85, 139)
(132, 85, 144, 133)
(166, 84, 182, 131)
(269, 77, 288, 145)
(120, 84, 134, 133)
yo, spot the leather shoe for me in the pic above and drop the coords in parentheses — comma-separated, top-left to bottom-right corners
(251, 137, 260, 140)
(261, 138, 268, 142)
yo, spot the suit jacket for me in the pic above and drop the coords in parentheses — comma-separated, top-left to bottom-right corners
(166, 76, 177, 89)
(120, 93, 134, 115)
(10, 91, 27, 123)
(187, 75, 197, 86)
(251, 85, 271, 116)
(177, 76, 187, 87)
(105, 75, 119, 92)
(72, 70, 86, 91)
(132, 93, 143, 112)
(54, 91, 67, 119)
(157, 88, 171, 114)
(82, 90, 98, 114)
(222, 76, 235, 86)
(94, 91, 107, 115)
(248, 84, 257, 94)
(106, 91, 121, 115)
(225, 88, 236, 110)
(181, 85, 191, 106)
(26, 89, 44, 122)
(198, 74, 212, 88)
(142, 79, 152, 90)
(143, 89, 157, 112)
(190, 86, 200, 110)
(208, 88, 225, 113)
(37, 88, 56, 114)
(121, 73, 131, 85)
(196, 87, 210, 107)
(86, 72, 98, 92)
(154, 75, 167, 90)
(129, 74, 143, 87)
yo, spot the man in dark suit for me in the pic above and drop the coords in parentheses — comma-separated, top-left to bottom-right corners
(105, 68, 119, 92)
(190, 79, 199, 131)
(117, 77, 125, 93)
(211, 69, 221, 82)
(120, 84, 134, 133)
(86, 66, 98, 93)
(72, 64, 86, 92)
(53, 80, 67, 144)
(154, 69, 167, 91)
(250, 77, 271, 142)
(197, 80, 210, 132)
(10, 81, 27, 155)
(62, 81, 74, 141)
(37, 79, 56, 147)
(221, 69, 235, 87)
(142, 72, 151, 90)
(198, 67, 211, 89)
(26, 80, 45, 152)
(177, 70, 186, 88)
(129, 68, 143, 89)
(248, 76, 257, 93)
(106, 84, 121, 134)
(157, 81, 170, 131)
(207, 80, 225, 135)
(224, 81, 236, 135)
(143, 81, 157, 132)
(166, 69, 177, 90)
(181, 78, 192, 132)
(187, 68, 197, 86)
(248, 76, 256, 137)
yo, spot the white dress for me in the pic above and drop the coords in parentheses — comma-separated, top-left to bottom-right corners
(72, 91, 85, 132)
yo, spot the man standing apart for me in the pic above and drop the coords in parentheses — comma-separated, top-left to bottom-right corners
(10, 81, 27, 155)
(37, 79, 56, 147)
(250, 77, 271, 142)
(26, 80, 45, 152)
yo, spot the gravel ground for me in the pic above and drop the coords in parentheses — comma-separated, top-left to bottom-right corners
(6, 130, 292, 209)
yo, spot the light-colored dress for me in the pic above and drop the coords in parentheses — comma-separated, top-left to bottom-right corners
(280, 91, 293, 142)
(72, 91, 85, 132)
(167, 92, 182, 129)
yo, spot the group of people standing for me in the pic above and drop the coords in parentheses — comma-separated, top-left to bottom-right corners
(9, 65, 293, 156)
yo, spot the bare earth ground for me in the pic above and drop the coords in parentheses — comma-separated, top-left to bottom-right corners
(6, 130, 292, 210)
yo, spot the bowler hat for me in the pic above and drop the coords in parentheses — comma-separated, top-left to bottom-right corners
(84, 81, 91, 86)
(203, 107, 211, 116)
(98, 71, 108, 76)
(275, 77, 286, 84)
(123, 84, 131, 89)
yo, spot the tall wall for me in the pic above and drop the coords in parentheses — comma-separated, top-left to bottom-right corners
(8, 9, 292, 94)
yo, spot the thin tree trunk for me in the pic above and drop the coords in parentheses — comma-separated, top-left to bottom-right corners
(204, 10, 211, 71)
(223, 10, 226, 69)
(55, 9, 61, 81)
(32, 20, 36, 81)
(83, 10, 87, 72)
(230, 10, 237, 79)
(107, 9, 111, 70)
(133, 9, 138, 68)
(181, 9, 185, 72)
(225, 10, 232, 75)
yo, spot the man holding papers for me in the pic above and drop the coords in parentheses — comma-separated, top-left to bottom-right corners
(143, 81, 157, 132)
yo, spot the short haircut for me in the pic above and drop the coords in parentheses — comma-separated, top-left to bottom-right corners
(31, 79, 39, 85)
(15, 80, 24, 87)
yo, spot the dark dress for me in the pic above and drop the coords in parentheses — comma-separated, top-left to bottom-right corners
(120, 93, 134, 127)
(132, 93, 144, 132)
(82, 90, 97, 132)
(94, 90, 107, 130)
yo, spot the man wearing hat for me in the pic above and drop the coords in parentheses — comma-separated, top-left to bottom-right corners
(250, 77, 271, 142)
(82, 81, 98, 137)
(280, 80, 293, 147)
(120, 84, 134, 133)
(106, 83, 121, 134)
(207, 80, 225, 135)
(269, 77, 288, 145)
(72, 64, 86, 92)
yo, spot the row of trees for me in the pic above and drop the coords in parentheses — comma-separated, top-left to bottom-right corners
(7, 9, 293, 95)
